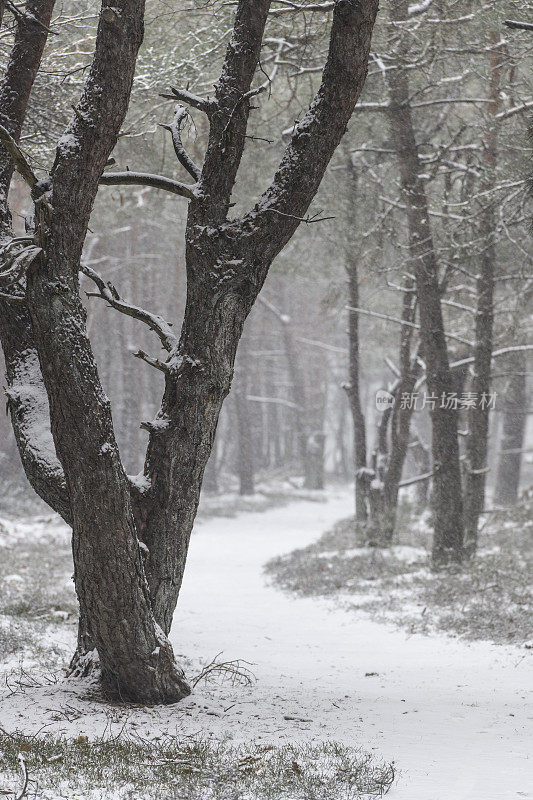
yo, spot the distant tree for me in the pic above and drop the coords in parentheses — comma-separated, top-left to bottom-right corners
(0, 0, 378, 703)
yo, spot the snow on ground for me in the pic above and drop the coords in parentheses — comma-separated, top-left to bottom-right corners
(1, 489, 531, 799)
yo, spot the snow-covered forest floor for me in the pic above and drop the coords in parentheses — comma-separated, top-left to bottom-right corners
(0, 488, 531, 799)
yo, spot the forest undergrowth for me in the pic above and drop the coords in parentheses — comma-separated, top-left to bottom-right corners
(266, 492, 533, 646)
(0, 733, 395, 800)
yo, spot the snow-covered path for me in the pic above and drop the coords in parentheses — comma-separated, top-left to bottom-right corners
(0, 490, 530, 798)
(174, 489, 532, 800)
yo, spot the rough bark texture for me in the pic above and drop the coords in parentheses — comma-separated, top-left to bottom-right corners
(463, 35, 503, 558)
(387, 0, 464, 566)
(30, 0, 190, 704)
(1, 0, 379, 701)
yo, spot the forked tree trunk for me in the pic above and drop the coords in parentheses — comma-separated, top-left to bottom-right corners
(1, 0, 379, 702)
(387, 0, 464, 566)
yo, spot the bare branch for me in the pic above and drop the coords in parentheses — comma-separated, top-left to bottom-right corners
(160, 86, 215, 114)
(399, 470, 434, 488)
(346, 305, 473, 347)
(160, 106, 202, 182)
(504, 19, 533, 32)
(134, 349, 170, 373)
(99, 171, 197, 199)
(81, 264, 177, 351)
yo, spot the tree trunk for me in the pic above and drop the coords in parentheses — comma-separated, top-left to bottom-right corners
(343, 162, 368, 521)
(1, 0, 379, 702)
(410, 433, 431, 511)
(387, 0, 464, 566)
(234, 335, 255, 495)
(494, 351, 527, 505)
(25, 1, 191, 704)
(463, 35, 503, 558)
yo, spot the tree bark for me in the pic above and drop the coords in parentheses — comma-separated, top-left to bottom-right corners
(25, 0, 190, 703)
(343, 159, 368, 521)
(463, 34, 503, 558)
(234, 334, 255, 495)
(494, 351, 527, 506)
(386, 0, 464, 566)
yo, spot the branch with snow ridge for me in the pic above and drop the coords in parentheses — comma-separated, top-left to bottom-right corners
(99, 170, 196, 199)
(81, 263, 177, 352)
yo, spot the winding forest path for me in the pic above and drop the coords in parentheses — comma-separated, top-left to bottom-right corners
(174, 489, 531, 800)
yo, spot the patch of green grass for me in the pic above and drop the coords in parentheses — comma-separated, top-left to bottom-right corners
(0, 733, 395, 800)
(266, 500, 533, 645)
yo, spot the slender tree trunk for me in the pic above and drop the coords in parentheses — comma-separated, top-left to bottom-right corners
(387, 0, 464, 566)
(234, 334, 255, 495)
(382, 361, 422, 538)
(410, 433, 431, 511)
(494, 351, 527, 505)
(343, 162, 368, 521)
(463, 35, 503, 557)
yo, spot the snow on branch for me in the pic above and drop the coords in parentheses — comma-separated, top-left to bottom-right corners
(257, 294, 291, 324)
(504, 19, 533, 32)
(247, 394, 300, 409)
(4, 346, 71, 524)
(408, 0, 436, 18)
(160, 106, 202, 181)
(160, 86, 215, 114)
(449, 344, 533, 371)
(267, 0, 433, 16)
(81, 264, 177, 352)
(99, 171, 197, 199)
(496, 100, 533, 120)
(268, 2, 334, 15)
(346, 305, 473, 347)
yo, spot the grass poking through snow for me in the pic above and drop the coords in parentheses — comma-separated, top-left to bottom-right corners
(0, 732, 395, 800)
(266, 497, 533, 646)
